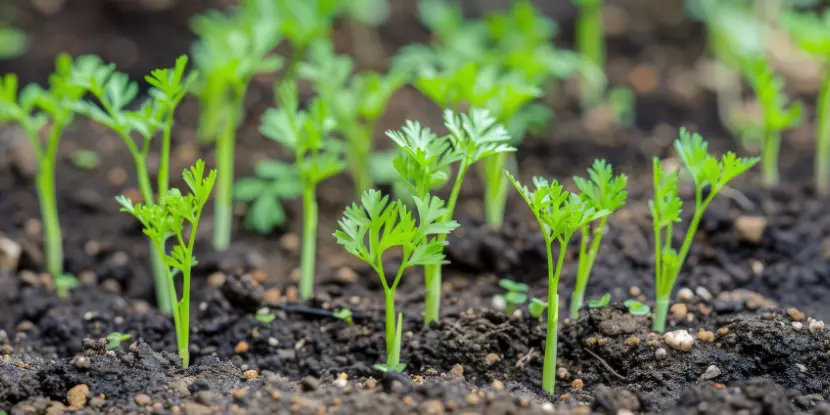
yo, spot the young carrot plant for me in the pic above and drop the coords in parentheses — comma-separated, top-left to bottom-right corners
(780, 10, 830, 194)
(738, 58, 802, 186)
(506, 173, 605, 394)
(190, 3, 283, 250)
(105, 332, 132, 350)
(260, 82, 346, 300)
(498, 279, 529, 314)
(277, 1, 340, 80)
(116, 160, 216, 368)
(570, 160, 627, 319)
(234, 160, 301, 234)
(387, 108, 515, 324)
(0, 54, 86, 277)
(54, 273, 79, 299)
(334, 190, 458, 372)
(70, 55, 194, 314)
(571, 0, 605, 107)
(650, 129, 758, 332)
(529, 298, 548, 319)
(587, 292, 611, 308)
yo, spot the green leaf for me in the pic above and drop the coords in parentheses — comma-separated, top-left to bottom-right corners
(256, 313, 276, 324)
(587, 293, 611, 308)
(780, 10, 830, 60)
(333, 308, 354, 324)
(625, 300, 651, 316)
(528, 298, 548, 318)
(445, 108, 516, 165)
(105, 332, 132, 350)
(503, 292, 528, 305)
(245, 195, 286, 234)
(574, 159, 628, 213)
(498, 278, 529, 293)
(0, 27, 27, 60)
(71, 149, 101, 170)
(234, 178, 267, 202)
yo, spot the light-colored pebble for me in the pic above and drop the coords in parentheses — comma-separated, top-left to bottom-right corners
(664, 330, 694, 352)
(700, 365, 721, 380)
(677, 288, 694, 303)
(809, 320, 825, 333)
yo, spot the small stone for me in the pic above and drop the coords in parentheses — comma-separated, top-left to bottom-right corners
(263, 288, 281, 304)
(695, 287, 713, 301)
(793, 322, 804, 331)
(301, 376, 321, 391)
(181, 402, 212, 415)
(664, 330, 694, 352)
(194, 391, 214, 405)
(0, 237, 22, 272)
(207, 272, 226, 287)
(334, 267, 359, 284)
(108, 167, 128, 186)
(571, 379, 584, 389)
(670, 303, 687, 320)
(787, 307, 805, 321)
(271, 390, 281, 400)
(74, 356, 91, 369)
(235, 341, 249, 354)
(491, 379, 504, 390)
(557, 367, 570, 379)
(421, 400, 444, 415)
(797, 363, 808, 373)
(697, 329, 715, 343)
(717, 327, 729, 335)
(629, 286, 641, 297)
(809, 320, 825, 333)
(491, 295, 507, 311)
(449, 363, 464, 378)
(700, 365, 722, 380)
(67, 384, 90, 408)
(243, 370, 258, 380)
(134, 394, 152, 406)
(465, 393, 480, 406)
(624, 336, 640, 346)
(484, 353, 500, 365)
(655, 348, 667, 360)
(734, 216, 767, 243)
(279, 234, 300, 254)
(250, 269, 268, 284)
(541, 402, 555, 412)
(677, 287, 694, 303)
(232, 388, 248, 401)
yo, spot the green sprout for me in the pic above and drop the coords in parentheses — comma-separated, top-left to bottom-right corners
(333, 308, 354, 325)
(624, 299, 651, 316)
(70, 55, 195, 314)
(260, 82, 346, 300)
(498, 279, 529, 314)
(54, 273, 78, 299)
(234, 160, 301, 234)
(650, 129, 758, 333)
(529, 298, 548, 319)
(105, 332, 132, 350)
(277, 0, 340, 80)
(507, 172, 605, 394)
(587, 293, 611, 309)
(190, 2, 283, 251)
(387, 108, 515, 325)
(116, 160, 216, 368)
(780, 10, 830, 194)
(571, 0, 605, 107)
(0, 54, 86, 277)
(0, 25, 26, 60)
(299, 40, 407, 196)
(71, 149, 101, 170)
(334, 190, 459, 373)
(570, 160, 627, 319)
(737, 58, 802, 187)
(255, 311, 277, 324)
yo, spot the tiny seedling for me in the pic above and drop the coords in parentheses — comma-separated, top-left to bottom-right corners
(234, 160, 302, 234)
(277, 1, 340, 80)
(71, 149, 101, 170)
(387, 108, 515, 325)
(507, 172, 605, 394)
(334, 190, 459, 373)
(260, 82, 346, 300)
(570, 160, 627, 319)
(190, 3, 283, 250)
(650, 129, 758, 332)
(117, 160, 216, 368)
(498, 279, 529, 314)
(0, 54, 87, 277)
(105, 332, 132, 350)
(529, 298, 548, 319)
(587, 293, 611, 309)
(571, 0, 605, 107)
(779, 10, 830, 193)
(624, 299, 651, 316)
(738, 58, 802, 186)
(333, 308, 354, 325)
(255, 312, 277, 324)
(54, 273, 78, 299)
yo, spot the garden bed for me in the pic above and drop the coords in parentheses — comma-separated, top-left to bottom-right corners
(1, 0, 829, 414)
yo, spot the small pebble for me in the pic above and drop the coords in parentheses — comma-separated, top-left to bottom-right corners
(670, 303, 687, 320)
(697, 329, 715, 343)
(695, 287, 713, 301)
(449, 363, 464, 377)
(557, 367, 570, 379)
(484, 353, 500, 365)
(67, 384, 90, 408)
(700, 365, 721, 380)
(334, 267, 359, 284)
(797, 363, 808, 373)
(232, 388, 248, 401)
(571, 379, 584, 389)
(664, 330, 694, 352)
(655, 348, 667, 360)
(491, 379, 504, 390)
(677, 288, 694, 303)
(465, 393, 480, 406)
(787, 308, 805, 321)
(74, 356, 91, 370)
(235, 341, 249, 354)
(420, 400, 444, 415)
(134, 394, 152, 406)
(243, 370, 258, 380)
(793, 322, 804, 331)
(809, 320, 825, 333)
(491, 295, 507, 311)
(629, 286, 641, 297)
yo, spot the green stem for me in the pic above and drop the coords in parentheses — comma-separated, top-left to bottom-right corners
(542, 240, 565, 394)
(761, 128, 780, 187)
(36, 160, 62, 276)
(483, 153, 509, 228)
(571, 218, 608, 319)
(577, 0, 605, 108)
(282, 44, 306, 85)
(384, 289, 397, 365)
(212, 105, 238, 252)
(347, 124, 373, 198)
(150, 241, 172, 314)
(299, 186, 318, 300)
(158, 111, 174, 196)
(652, 296, 670, 333)
(816, 70, 830, 195)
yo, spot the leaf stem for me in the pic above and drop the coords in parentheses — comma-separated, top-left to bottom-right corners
(299, 186, 318, 300)
(816, 69, 830, 194)
(212, 96, 241, 252)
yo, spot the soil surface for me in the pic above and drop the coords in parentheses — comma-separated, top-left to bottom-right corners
(1, 0, 829, 414)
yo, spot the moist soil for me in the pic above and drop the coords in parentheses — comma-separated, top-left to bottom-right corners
(1, 0, 830, 414)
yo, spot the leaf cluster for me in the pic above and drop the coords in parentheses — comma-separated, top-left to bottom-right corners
(739, 58, 802, 136)
(498, 279, 529, 311)
(674, 128, 760, 194)
(528, 298, 548, 318)
(105, 332, 132, 350)
(780, 10, 830, 60)
(587, 293, 611, 308)
(234, 160, 302, 233)
(574, 159, 628, 214)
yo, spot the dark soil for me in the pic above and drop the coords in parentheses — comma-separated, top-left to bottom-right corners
(1, 0, 829, 414)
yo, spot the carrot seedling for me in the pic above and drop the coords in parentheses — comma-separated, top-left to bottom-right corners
(54, 273, 78, 299)
(498, 279, 529, 314)
(190, 3, 282, 251)
(507, 172, 605, 394)
(388, 108, 515, 325)
(779, 10, 830, 193)
(650, 129, 758, 333)
(116, 160, 216, 368)
(260, 82, 346, 300)
(624, 299, 650, 316)
(278, 1, 340, 80)
(587, 292, 611, 309)
(105, 332, 132, 350)
(333, 308, 354, 325)
(571, 0, 605, 107)
(570, 160, 627, 319)
(334, 190, 458, 372)
(0, 54, 86, 277)
(234, 160, 301, 234)
(529, 298, 548, 319)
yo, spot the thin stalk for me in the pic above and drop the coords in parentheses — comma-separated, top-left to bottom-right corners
(384, 289, 396, 364)
(483, 153, 509, 228)
(299, 186, 318, 300)
(158, 110, 174, 196)
(816, 70, 830, 195)
(577, 0, 605, 108)
(761, 128, 781, 187)
(570, 217, 608, 319)
(36, 161, 62, 276)
(542, 241, 566, 394)
(212, 100, 239, 251)
(282, 44, 306, 85)
(347, 124, 374, 198)
(652, 296, 670, 333)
